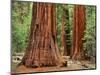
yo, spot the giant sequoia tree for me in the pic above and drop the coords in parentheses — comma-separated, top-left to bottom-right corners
(71, 5, 86, 60)
(20, 2, 60, 67)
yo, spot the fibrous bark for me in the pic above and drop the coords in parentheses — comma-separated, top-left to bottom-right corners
(20, 2, 60, 67)
(71, 5, 86, 60)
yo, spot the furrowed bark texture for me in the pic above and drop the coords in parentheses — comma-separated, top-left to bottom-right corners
(71, 5, 86, 60)
(21, 2, 60, 67)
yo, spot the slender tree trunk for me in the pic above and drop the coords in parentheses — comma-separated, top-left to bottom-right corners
(20, 2, 60, 67)
(61, 5, 71, 56)
(65, 8, 71, 56)
(61, 8, 67, 56)
(71, 5, 86, 60)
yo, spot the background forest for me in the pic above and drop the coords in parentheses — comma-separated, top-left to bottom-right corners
(12, 1, 96, 73)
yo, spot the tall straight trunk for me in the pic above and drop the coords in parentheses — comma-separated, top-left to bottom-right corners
(61, 5, 71, 56)
(61, 9, 67, 56)
(71, 5, 86, 60)
(65, 8, 71, 56)
(20, 2, 60, 67)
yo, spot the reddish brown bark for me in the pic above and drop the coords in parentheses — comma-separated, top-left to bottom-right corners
(71, 5, 86, 60)
(61, 11, 67, 56)
(61, 6, 71, 56)
(20, 2, 60, 67)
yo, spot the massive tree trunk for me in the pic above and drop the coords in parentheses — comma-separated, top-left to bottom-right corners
(71, 5, 86, 60)
(20, 2, 60, 67)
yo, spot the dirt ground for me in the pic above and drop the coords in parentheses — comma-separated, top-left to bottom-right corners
(12, 60, 96, 74)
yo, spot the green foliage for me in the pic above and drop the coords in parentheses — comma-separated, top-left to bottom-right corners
(12, 1, 32, 54)
(56, 4, 63, 48)
(83, 6, 96, 57)
(56, 4, 73, 53)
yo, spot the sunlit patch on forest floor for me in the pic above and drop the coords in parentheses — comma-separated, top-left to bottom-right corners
(12, 60, 96, 74)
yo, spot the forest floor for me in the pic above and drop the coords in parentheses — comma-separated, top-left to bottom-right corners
(12, 60, 96, 74)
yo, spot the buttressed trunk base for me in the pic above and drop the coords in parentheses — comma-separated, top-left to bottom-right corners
(20, 2, 60, 67)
